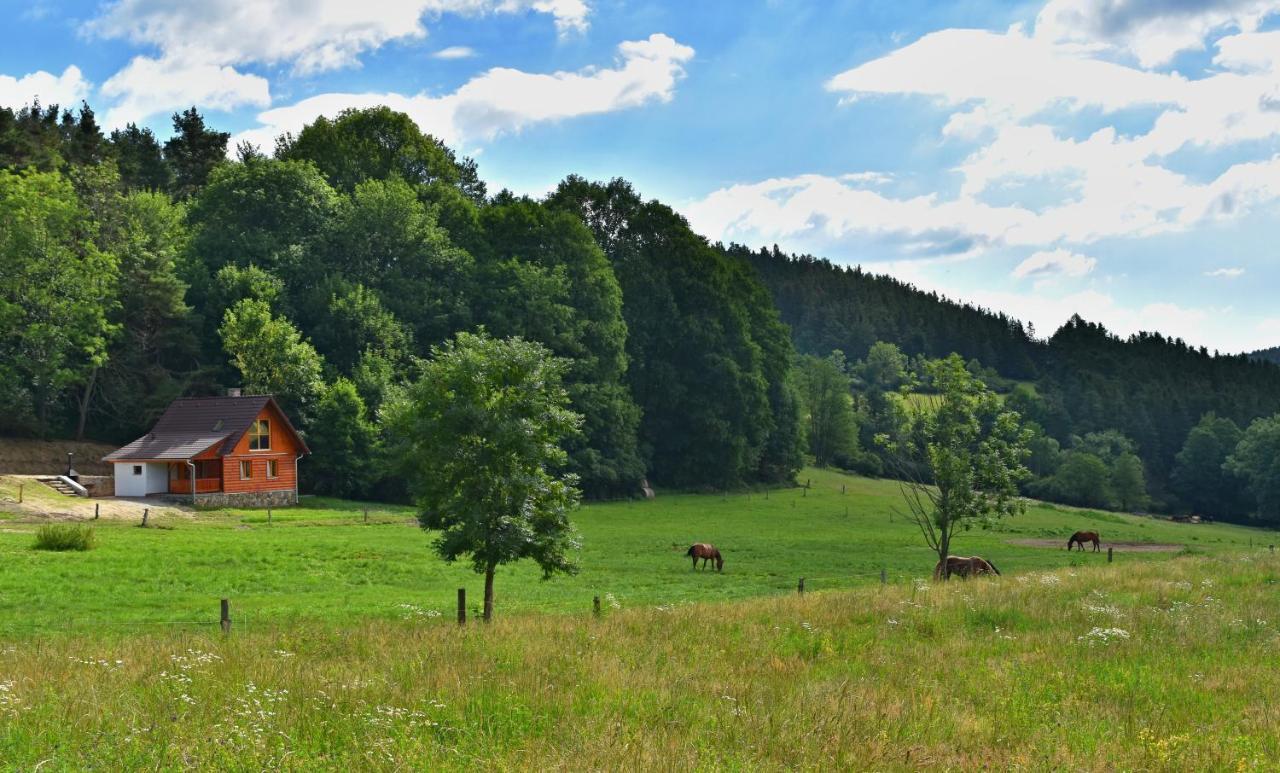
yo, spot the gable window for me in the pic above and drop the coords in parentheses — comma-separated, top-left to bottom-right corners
(267, 460, 279, 479)
(239, 460, 252, 480)
(248, 419, 271, 451)
(132, 465, 142, 476)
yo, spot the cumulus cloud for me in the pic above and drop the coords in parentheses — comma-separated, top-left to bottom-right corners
(232, 34, 694, 151)
(85, 0, 593, 124)
(101, 56, 270, 127)
(1034, 0, 1280, 67)
(1013, 249, 1097, 280)
(0, 66, 91, 109)
(87, 0, 589, 75)
(432, 46, 478, 60)
(691, 4, 1280, 261)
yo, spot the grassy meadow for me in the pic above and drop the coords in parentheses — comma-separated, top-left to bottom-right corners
(0, 468, 1273, 633)
(0, 554, 1278, 768)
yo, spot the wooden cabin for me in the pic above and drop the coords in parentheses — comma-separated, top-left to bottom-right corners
(103, 394, 309, 507)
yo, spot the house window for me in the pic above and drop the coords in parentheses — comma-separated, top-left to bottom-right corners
(132, 465, 142, 476)
(239, 460, 252, 480)
(267, 460, 278, 479)
(249, 419, 271, 451)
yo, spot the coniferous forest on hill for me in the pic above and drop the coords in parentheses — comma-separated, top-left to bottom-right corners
(5, 101, 1280, 524)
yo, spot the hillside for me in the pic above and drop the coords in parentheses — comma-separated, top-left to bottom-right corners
(0, 467, 1271, 631)
(0, 553, 1276, 768)
(740, 246, 1280, 508)
(0, 438, 116, 476)
(1253, 346, 1280, 365)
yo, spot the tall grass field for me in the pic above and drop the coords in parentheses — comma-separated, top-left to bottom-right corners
(0, 555, 1278, 768)
(1, 468, 1278, 768)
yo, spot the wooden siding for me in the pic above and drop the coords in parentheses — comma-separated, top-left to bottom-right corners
(221, 402, 301, 493)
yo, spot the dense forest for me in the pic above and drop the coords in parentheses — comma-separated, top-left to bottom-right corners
(1253, 347, 1280, 366)
(3, 99, 1279, 523)
(740, 248, 1280, 523)
(1, 101, 800, 499)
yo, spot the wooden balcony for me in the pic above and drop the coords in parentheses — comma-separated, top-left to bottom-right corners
(169, 477, 222, 494)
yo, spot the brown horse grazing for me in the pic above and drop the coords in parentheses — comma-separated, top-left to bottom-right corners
(686, 543, 724, 572)
(933, 555, 1001, 580)
(1068, 531, 1101, 552)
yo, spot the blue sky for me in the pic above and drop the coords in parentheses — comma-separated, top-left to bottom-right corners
(3, 0, 1280, 353)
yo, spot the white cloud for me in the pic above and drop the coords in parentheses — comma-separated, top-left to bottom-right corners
(432, 46, 478, 60)
(826, 26, 1185, 122)
(0, 66, 91, 109)
(1013, 249, 1097, 280)
(1034, 0, 1280, 67)
(692, 8, 1280, 260)
(232, 34, 694, 151)
(683, 153, 1280, 256)
(1205, 267, 1246, 277)
(86, 0, 592, 125)
(87, 1, 589, 75)
(101, 56, 270, 127)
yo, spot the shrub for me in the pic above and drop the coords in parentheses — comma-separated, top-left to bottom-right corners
(33, 524, 96, 551)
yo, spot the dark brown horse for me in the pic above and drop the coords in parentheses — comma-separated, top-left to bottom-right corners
(1068, 531, 1101, 552)
(933, 555, 1000, 580)
(686, 543, 723, 572)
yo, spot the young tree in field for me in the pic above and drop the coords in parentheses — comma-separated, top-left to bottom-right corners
(390, 331, 582, 620)
(881, 355, 1030, 576)
(1225, 415, 1280, 523)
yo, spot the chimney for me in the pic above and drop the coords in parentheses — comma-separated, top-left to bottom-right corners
(226, 387, 242, 398)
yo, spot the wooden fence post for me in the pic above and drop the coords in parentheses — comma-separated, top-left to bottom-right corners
(1107, 547, 1113, 563)
(141, 508, 148, 527)
(220, 598, 231, 635)
(457, 588, 466, 626)
(363, 509, 368, 524)
(881, 568, 887, 585)
(94, 502, 100, 520)
(798, 577, 805, 595)
(16, 484, 22, 504)
(842, 484, 846, 495)
(593, 596, 601, 617)
(267, 507, 272, 524)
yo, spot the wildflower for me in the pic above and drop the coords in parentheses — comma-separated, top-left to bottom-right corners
(1078, 627, 1130, 646)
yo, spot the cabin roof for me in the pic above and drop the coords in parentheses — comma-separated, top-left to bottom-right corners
(102, 395, 309, 462)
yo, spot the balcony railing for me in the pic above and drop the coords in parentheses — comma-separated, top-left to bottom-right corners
(169, 477, 222, 494)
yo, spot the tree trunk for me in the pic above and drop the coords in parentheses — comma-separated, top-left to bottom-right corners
(75, 367, 98, 441)
(938, 530, 951, 582)
(483, 564, 495, 622)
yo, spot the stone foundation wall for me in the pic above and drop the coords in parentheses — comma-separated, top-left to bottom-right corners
(79, 475, 114, 497)
(192, 489, 297, 509)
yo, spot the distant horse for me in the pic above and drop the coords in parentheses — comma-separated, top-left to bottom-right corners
(933, 555, 1000, 581)
(1068, 531, 1101, 552)
(686, 543, 724, 572)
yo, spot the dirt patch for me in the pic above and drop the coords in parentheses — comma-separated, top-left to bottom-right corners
(0, 475, 192, 522)
(1008, 538, 1184, 553)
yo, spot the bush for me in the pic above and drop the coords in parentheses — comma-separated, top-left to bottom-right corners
(33, 524, 96, 551)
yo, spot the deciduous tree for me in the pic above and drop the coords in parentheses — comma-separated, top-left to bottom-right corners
(389, 331, 582, 620)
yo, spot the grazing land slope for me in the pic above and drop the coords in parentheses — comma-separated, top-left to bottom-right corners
(0, 468, 1271, 634)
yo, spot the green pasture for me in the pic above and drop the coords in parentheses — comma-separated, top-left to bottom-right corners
(0, 467, 1272, 633)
